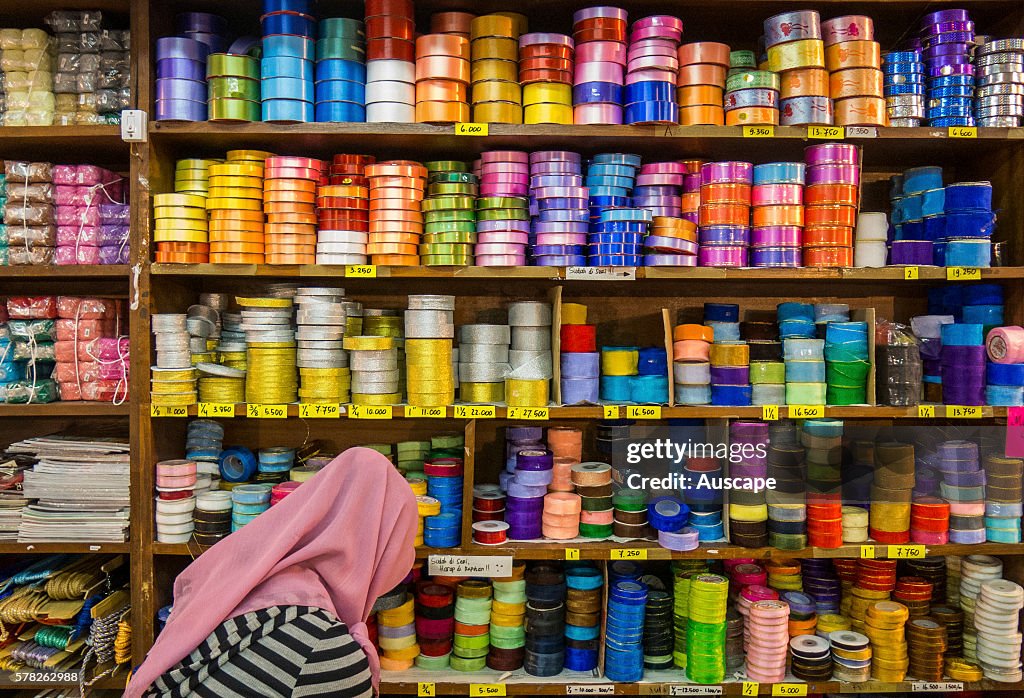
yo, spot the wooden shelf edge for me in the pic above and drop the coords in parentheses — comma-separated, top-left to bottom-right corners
(0, 542, 129, 554)
(0, 264, 129, 278)
(0, 402, 130, 417)
(149, 263, 1024, 281)
(0, 125, 122, 140)
(148, 403, 1005, 420)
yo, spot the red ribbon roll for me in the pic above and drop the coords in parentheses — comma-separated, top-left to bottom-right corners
(560, 324, 597, 352)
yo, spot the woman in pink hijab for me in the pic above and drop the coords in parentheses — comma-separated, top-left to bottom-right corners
(126, 447, 418, 698)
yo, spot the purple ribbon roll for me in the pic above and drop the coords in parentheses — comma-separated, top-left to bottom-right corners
(942, 469, 986, 487)
(562, 352, 600, 378)
(923, 21, 974, 35)
(699, 226, 750, 246)
(562, 377, 600, 404)
(923, 42, 971, 58)
(751, 246, 801, 267)
(941, 344, 986, 364)
(804, 143, 859, 166)
(634, 195, 682, 208)
(156, 36, 211, 62)
(699, 245, 748, 267)
(155, 98, 207, 121)
(507, 480, 549, 498)
(516, 449, 555, 471)
(645, 254, 698, 266)
(156, 78, 206, 101)
(701, 161, 754, 185)
(186, 32, 228, 53)
(751, 226, 802, 247)
(710, 366, 750, 384)
(731, 463, 768, 479)
(890, 240, 933, 265)
(508, 426, 543, 441)
(534, 186, 587, 200)
(806, 164, 860, 185)
(534, 254, 587, 266)
(531, 175, 584, 188)
(157, 57, 207, 81)
(177, 12, 228, 34)
(531, 161, 583, 176)
(515, 468, 554, 487)
(99, 244, 129, 264)
(574, 5, 628, 22)
(644, 236, 699, 254)
(530, 150, 582, 165)
(921, 9, 970, 25)
(506, 496, 544, 512)
(534, 244, 586, 256)
(941, 384, 985, 406)
(927, 62, 974, 77)
(683, 173, 702, 192)
(478, 220, 531, 233)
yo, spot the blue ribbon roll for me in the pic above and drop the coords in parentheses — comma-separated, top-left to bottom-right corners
(574, 81, 623, 104)
(921, 188, 945, 217)
(903, 166, 943, 194)
(263, 98, 314, 122)
(944, 240, 991, 267)
(778, 319, 816, 339)
(886, 82, 925, 95)
(586, 175, 635, 190)
(752, 162, 805, 185)
(590, 254, 643, 266)
(930, 117, 975, 128)
(262, 76, 315, 101)
(261, 56, 314, 80)
(962, 304, 1003, 326)
(538, 209, 589, 222)
(786, 360, 826, 383)
(815, 304, 851, 323)
(777, 302, 815, 321)
(600, 375, 633, 401)
(630, 375, 668, 402)
(675, 384, 712, 405)
(637, 347, 668, 375)
(316, 79, 365, 102)
(589, 195, 632, 208)
(261, 11, 316, 37)
(219, 446, 258, 482)
(699, 226, 750, 245)
(752, 383, 786, 405)
(706, 321, 741, 342)
(945, 182, 993, 211)
(825, 322, 867, 343)
(624, 100, 679, 125)
(987, 362, 1024, 386)
(710, 384, 752, 406)
(588, 163, 637, 178)
(592, 153, 642, 167)
(316, 58, 366, 82)
(623, 81, 676, 103)
(591, 243, 643, 256)
(599, 208, 652, 223)
(944, 211, 996, 238)
(962, 284, 1004, 306)
(588, 232, 646, 244)
(941, 323, 985, 346)
(315, 101, 365, 122)
(704, 303, 740, 322)
(263, 35, 315, 60)
(784, 338, 825, 360)
(589, 187, 631, 199)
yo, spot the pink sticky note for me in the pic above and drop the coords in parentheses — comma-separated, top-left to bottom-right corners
(1006, 407, 1024, 457)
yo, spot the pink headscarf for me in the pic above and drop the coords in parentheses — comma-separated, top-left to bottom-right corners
(125, 447, 417, 697)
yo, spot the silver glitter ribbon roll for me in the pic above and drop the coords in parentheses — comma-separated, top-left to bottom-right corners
(459, 324, 511, 345)
(511, 325, 551, 351)
(458, 362, 511, 383)
(459, 343, 510, 363)
(508, 301, 552, 326)
(349, 348, 398, 371)
(408, 294, 456, 311)
(405, 309, 455, 338)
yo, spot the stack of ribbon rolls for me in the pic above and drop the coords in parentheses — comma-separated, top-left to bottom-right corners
(564, 566, 602, 671)
(470, 15, 523, 124)
(764, 11, 831, 126)
(506, 301, 552, 406)
(853, 211, 888, 267)
(475, 150, 529, 265)
(604, 577, 646, 681)
(889, 165, 940, 265)
(317, 154, 373, 265)
(625, 15, 683, 125)
(524, 563, 567, 676)
(938, 181, 995, 268)
(208, 151, 270, 263)
(825, 320, 870, 404)
(345, 333, 398, 405)
(920, 9, 975, 128)
(451, 580, 492, 671)
(938, 440, 985, 545)
(728, 421, 770, 547)
(238, 295, 297, 404)
(530, 150, 585, 266)
(803, 418, 844, 548)
(153, 190, 209, 263)
(151, 313, 195, 407)
(883, 48, 924, 126)
(870, 442, 915, 545)
(207, 52, 260, 123)
(378, 592, 419, 670)
(941, 321, 986, 405)
(676, 42, 728, 124)
(422, 160, 474, 265)
(415, 34, 470, 123)
(725, 68, 780, 126)
(985, 324, 1024, 406)
(295, 287, 349, 404)
(573, 7, 628, 125)
(559, 302, 599, 405)
(974, 38, 1024, 127)
(824, 16, 885, 126)
(314, 18, 366, 123)
(405, 295, 455, 407)
(804, 142, 860, 267)
(263, 156, 323, 264)
(155, 27, 212, 121)
(458, 323, 510, 404)
(365, 0, 415, 122)
(645, 214, 699, 265)
(260, 0, 316, 123)
(686, 573, 728, 683)
(520, 32, 574, 124)
(751, 161, 805, 267)
(366, 160, 427, 265)
(699, 161, 751, 267)
(486, 562, 526, 671)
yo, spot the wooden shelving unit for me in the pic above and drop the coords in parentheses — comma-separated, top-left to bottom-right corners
(0, 0, 1020, 694)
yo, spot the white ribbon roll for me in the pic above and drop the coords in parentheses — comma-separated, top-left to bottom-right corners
(855, 211, 888, 241)
(854, 240, 887, 268)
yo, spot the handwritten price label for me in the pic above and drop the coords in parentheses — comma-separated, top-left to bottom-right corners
(845, 126, 877, 138)
(771, 685, 807, 697)
(298, 403, 340, 418)
(565, 266, 636, 281)
(626, 405, 662, 419)
(453, 404, 496, 419)
(507, 406, 549, 420)
(470, 684, 505, 697)
(890, 544, 926, 559)
(565, 548, 581, 560)
(904, 266, 920, 280)
(946, 266, 981, 281)
(197, 402, 235, 418)
(947, 405, 982, 419)
(742, 683, 759, 697)
(348, 405, 392, 419)
(344, 264, 377, 278)
(456, 122, 489, 136)
(670, 687, 723, 696)
(912, 682, 964, 692)
(918, 405, 936, 418)
(603, 405, 620, 419)
(405, 405, 446, 418)
(789, 405, 824, 418)
(860, 545, 876, 559)
(418, 683, 435, 697)
(743, 125, 774, 138)
(808, 125, 844, 139)
(610, 548, 648, 560)
(150, 405, 188, 417)
(566, 686, 615, 695)
(762, 405, 779, 421)
(948, 126, 977, 138)
(247, 404, 287, 419)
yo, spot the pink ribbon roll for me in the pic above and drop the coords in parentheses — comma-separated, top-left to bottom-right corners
(698, 245, 748, 267)
(481, 150, 530, 164)
(573, 62, 624, 84)
(476, 254, 527, 266)
(987, 326, 1024, 364)
(536, 232, 588, 245)
(478, 231, 529, 245)
(573, 103, 624, 124)
(575, 41, 627, 64)
(752, 183, 804, 206)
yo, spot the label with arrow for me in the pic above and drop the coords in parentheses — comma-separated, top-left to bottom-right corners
(565, 266, 636, 281)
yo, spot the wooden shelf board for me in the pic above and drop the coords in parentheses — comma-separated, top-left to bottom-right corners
(0, 125, 127, 163)
(0, 402, 130, 417)
(0, 542, 129, 554)
(0, 265, 129, 279)
(150, 264, 1024, 281)
(152, 403, 1004, 420)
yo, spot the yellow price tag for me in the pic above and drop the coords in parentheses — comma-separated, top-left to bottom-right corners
(762, 405, 779, 421)
(453, 404, 496, 419)
(918, 405, 936, 418)
(948, 126, 977, 138)
(610, 548, 648, 560)
(626, 405, 662, 419)
(808, 125, 844, 139)
(469, 684, 505, 697)
(247, 404, 288, 419)
(742, 682, 759, 697)
(946, 266, 981, 281)
(150, 405, 188, 418)
(348, 405, 392, 419)
(565, 548, 580, 561)
(603, 405, 620, 419)
(743, 125, 774, 138)
(860, 545, 876, 559)
(344, 264, 377, 278)
(904, 266, 920, 280)
(299, 403, 340, 418)
(197, 402, 235, 418)
(507, 406, 549, 420)
(772, 685, 807, 697)
(947, 405, 982, 419)
(406, 405, 447, 418)
(890, 544, 926, 559)
(417, 683, 435, 697)
(789, 405, 824, 419)
(455, 122, 489, 136)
